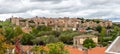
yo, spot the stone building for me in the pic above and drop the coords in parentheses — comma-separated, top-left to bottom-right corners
(73, 35, 98, 47)
(8, 16, 112, 31)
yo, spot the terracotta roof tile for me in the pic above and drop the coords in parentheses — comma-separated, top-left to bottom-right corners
(88, 47, 106, 54)
(21, 45, 106, 54)
(65, 46, 84, 54)
(65, 46, 106, 54)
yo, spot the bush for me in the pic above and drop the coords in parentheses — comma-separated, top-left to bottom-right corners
(101, 42, 108, 47)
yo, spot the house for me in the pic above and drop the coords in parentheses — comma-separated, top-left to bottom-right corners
(73, 35, 98, 47)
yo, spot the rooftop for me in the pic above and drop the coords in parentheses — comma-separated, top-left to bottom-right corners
(64, 46, 106, 54)
(74, 35, 97, 39)
(21, 45, 106, 54)
(105, 36, 120, 54)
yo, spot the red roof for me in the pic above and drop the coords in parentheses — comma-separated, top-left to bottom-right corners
(65, 46, 106, 54)
(65, 46, 84, 54)
(88, 47, 106, 54)
(21, 45, 106, 54)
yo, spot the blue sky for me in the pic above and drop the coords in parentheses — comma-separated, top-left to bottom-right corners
(0, 0, 120, 22)
(104, 18, 120, 22)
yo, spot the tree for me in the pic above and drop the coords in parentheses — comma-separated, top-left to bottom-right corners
(2, 20, 11, 26)
(96, 26, 102, 33)
(59, 35, 72, 44)
(31, 45, 47, 54)
(31, 42, 68, 54)
(30, 26, 53, 37)
(37, 26, 52, 31)
(14, 26, 23, 36)
(46, 35, 59, 44)
(0, 35, 11, 54)
(100, 27, 106, 43)
(96, 20, 100, 23)
(100, 27, 106, 37)
(32, 37, 45, 45)
(2, 26, 15, 42)
(109, 26, 119, 41)
(83, 38, 96, 49)
(30, 28, 39, 37)
(51, 31, 61, 37)
(20, 33, 34, 45)
(86, 27, 92, 30)
(47, 42, 69, 54)
(1, 26, 23, 44)
(32, 35, 59, 45)
(59, 31, 81, 44)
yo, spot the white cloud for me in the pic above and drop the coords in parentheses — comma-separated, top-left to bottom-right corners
(0, 0, 120, 22)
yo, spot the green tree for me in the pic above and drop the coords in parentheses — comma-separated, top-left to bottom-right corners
(31, 45, 47, 54)
(110, 26, 119, 41)
(37, 26, 52, 31)
(100, 27, 106, 43)
(86, 27, 92, 30)
(20, 33, 34, 45)
(1, 26, 23, 43)
(0, 35, 12, 54)
(83, 38, 96, 49)
(47, 42, 69, 54)
(33, 35, 59, 45)
(59, 31, 81, 44)
(51, 31, 61, 37)
(46, 35, 59, 44)
(2, 27, 15, 42)
(0, 35, 6, 54)
(32, 37, 45, 45)
(59, 35, 72, 44)
(30, 28, 39, 37)
(31, 42, 68, 54)
(96, 26, 102, 33)
(2, 20, 11, 26)
(14, 26, 23, 36)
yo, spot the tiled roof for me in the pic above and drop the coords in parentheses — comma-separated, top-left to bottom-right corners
(65, 46, 84, 54)
(88, 47, 106, 54)
(65, 46, 106, 54)
(21, 45, 106, 54)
